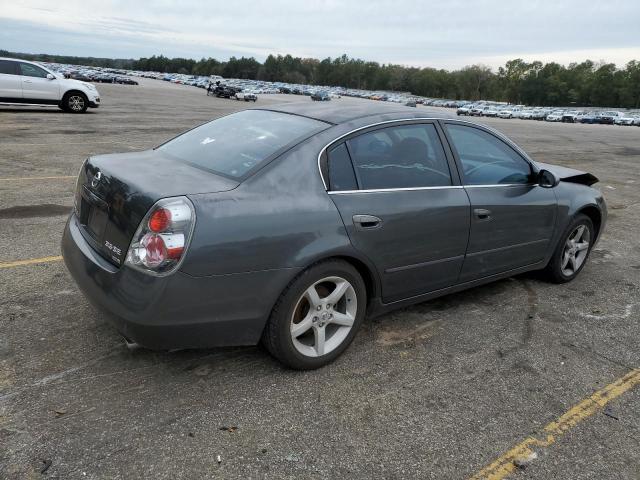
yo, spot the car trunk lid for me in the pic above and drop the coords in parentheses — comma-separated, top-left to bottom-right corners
(75, 150, 238, 266)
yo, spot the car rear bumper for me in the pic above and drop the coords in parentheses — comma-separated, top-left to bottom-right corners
(62, 214, 299, 350)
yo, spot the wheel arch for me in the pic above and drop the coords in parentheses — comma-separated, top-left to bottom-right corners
(258, 252, 381, 346)
(330, 254, 379, 306)
(62, 89, 88, 100)
(271, 252, 382, 319)
(576, 205, 602, 241)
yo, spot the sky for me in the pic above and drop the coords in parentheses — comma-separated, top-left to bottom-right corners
(1, 1, 639, 70)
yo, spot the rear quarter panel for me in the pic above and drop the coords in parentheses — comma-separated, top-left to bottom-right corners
(181, 131, 358, 276)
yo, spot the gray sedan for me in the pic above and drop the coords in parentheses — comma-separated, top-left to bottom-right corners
(62, 103, 607, 369)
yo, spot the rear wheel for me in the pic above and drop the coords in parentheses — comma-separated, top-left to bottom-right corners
(62, 92, 88, 113)
(262, 260, 366, 369)
(543, 214, 594, 283)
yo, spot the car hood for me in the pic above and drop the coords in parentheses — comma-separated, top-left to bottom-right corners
(536, 162, 599, 186)
(61, 77, 94, 89)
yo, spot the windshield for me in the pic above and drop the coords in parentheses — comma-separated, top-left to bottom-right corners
(158, 110, 329, 178)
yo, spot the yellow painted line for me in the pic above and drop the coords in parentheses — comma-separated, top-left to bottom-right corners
(0, 256, 63, 269)
(470, 368, 640, 480)
(0, 175, 75, 182)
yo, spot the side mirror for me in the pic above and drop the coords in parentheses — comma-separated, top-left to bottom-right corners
(538, 169, 559, 188)
(46, 73, 56, 80)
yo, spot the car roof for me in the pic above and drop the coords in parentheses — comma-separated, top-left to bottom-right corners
(0, 57, 36, 63)
(253, 102, 453, 125)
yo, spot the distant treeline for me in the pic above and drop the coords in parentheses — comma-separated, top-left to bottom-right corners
(3, 49, 639, 108)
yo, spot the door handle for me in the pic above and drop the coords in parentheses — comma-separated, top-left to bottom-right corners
(23, 80, 33, 83)
(353, 214, 382, 230)
(474, 208, 492, 220)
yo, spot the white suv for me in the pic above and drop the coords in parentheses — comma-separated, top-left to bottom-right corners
(0, 57, 100, 113)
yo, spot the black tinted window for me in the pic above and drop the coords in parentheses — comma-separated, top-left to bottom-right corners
(347, 123, 452, 189)
(446, 124, 532, 185)
(19, 63, 49, 78)
(327, 143, 357, 191)
(158, 110, 328, 178)
(0, 60, 17, 75)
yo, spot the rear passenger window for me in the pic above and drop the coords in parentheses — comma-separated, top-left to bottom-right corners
(327, 143, 357, 191)
(0, 60, 17, 75)
(347, 124, 452, 189)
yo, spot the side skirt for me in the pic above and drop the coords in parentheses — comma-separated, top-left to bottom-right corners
(0, 97, 59, 106)
(367, 260, 546, 318)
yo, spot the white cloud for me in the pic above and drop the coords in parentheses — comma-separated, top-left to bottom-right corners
(1, 0, 639, 69)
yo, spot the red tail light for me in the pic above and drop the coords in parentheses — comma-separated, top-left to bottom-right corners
(148, 208, 171, 232)
(125, 197, 195, 275)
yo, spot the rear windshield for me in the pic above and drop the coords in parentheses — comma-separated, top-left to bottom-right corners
(158, 110, 328, 178)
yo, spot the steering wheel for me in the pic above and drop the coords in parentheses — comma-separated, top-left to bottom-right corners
(419, 165, 452, 181)
(464, 159, 511, 180)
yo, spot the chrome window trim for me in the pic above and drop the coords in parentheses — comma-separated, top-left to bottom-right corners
(317, 116, 538, 192)
(328, 184, 539, 194)
(317, 117, 443, 190)
(328, 185, 464, 195)
(465, 183, 539, 188)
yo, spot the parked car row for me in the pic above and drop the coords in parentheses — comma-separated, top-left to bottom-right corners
(20, 60, 640, 125)
(456, 102, 640, 126)
(40, 64, 140, 85)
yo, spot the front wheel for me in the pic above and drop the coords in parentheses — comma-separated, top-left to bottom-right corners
(542, 214, 594, 283)
(62, 92, 88, 113)
(262, 260, 366, 369)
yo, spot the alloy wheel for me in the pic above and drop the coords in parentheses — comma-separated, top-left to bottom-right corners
(561, 224, 590, 276)
(69, 95, 85, 111)
(290, 276, 357, 357)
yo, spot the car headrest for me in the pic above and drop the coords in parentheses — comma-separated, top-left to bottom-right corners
(391, 137, 430, 166)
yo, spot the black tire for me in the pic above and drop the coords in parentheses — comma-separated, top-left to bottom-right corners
(542, 213, 594, 283)
(262, 259, 366, 370)
(62, 92, 88, 113)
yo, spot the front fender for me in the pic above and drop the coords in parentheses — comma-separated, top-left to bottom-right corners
(551, 182, 607, 250)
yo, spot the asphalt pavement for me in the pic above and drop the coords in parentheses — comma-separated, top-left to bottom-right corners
(1, 79, 639, 479)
